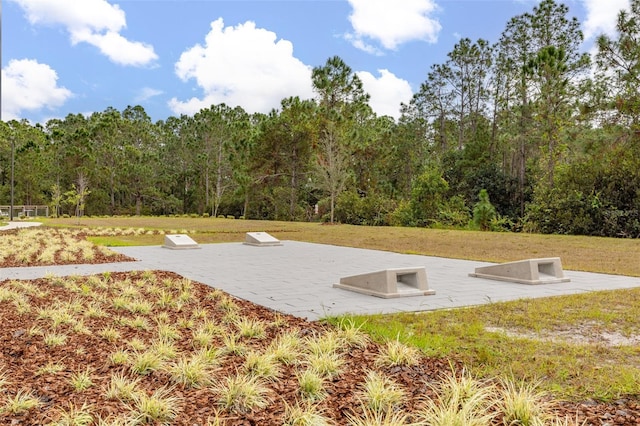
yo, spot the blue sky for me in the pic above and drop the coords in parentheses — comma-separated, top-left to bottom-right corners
(1, 0, 631, 124)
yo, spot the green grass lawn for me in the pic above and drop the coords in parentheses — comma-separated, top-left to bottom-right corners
(41, 216, 640, 401)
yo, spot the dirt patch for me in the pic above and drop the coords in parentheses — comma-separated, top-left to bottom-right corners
(485, 325, 640, 347)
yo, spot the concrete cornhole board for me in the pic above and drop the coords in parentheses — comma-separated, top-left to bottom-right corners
(244, 232, 282, 247)
(469, 257, 570, 285)
(162, 234, 200, 250)
(334, 267, 436, 299)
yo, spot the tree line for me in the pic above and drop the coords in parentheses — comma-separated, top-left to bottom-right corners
(1, 0, 639, 238)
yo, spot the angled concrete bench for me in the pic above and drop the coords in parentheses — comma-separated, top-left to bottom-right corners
(334, 267, 436, 298)
(469, 257, 570, 285)
(243, 232, 282, 246)
(162, 234, 200, 250)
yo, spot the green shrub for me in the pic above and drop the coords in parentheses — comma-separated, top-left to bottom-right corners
(472, 189, 497, 231)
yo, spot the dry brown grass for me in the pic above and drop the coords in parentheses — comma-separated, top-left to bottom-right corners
(42, 217, 640, 277)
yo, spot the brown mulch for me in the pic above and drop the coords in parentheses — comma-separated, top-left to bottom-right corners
(0, 228, 135, 267)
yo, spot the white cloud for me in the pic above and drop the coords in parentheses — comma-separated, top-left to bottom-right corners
(169, 18, 314, 116)
(582, 0, 630, 41)
(134, 87, 163, 103)
(346, 0, 441, 52)
(1, 59, 73, 121)
(357, 69, 413, 120)
(10, 0, 157, 66)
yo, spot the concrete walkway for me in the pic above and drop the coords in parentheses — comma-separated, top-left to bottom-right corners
(2, 239, 640, 320)
(0, 221, 43, 230)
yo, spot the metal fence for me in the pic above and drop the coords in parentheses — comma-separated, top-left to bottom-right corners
(0, 205, 49, 218)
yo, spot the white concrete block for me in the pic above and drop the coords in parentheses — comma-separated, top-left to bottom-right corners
(334, 267, 436, 298)
(244, 232, 282, 246)
(469, 257, 570, 284)
(162, 234, 200, 250)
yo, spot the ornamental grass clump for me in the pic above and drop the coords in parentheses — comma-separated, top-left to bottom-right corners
(127, 386, 182, 424)
(282, 400, 333, 426)
(296, 368, 327, 401)
(2, 389, 43, 414)
(36, 361, 66, 376)
(303, 351, 344, 379)
(0, 368, 10, 390)
(497, 377, 553, 426)
(416, 370, 496, 426)
(168, 353, 216, 388)
(305, 331, 345, 356)
(267, 330, 303, 365)
(345, 404, 413, 426)
(375, 337, 421, 368)
(336, 318, 370, 350)
(49, 402, 94, 426)
(235, 317, 267, 339)
(358, 370, 406, 414)
(243, 351, 281, 381)
(69, 367, 94, 392)
(43, 332, 68, 347)
(105, 374, 142, 402)
(215, 373, 271, 413)
(129, 350, 164, 376)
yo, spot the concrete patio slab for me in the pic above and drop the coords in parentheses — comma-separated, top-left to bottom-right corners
(2, 241, 640, 321)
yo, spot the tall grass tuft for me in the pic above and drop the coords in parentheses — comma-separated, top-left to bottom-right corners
(215, 373, 271, 413)
(127, 386, 182, 424)
(359, 370, 406, 414)
(497, 377, 553, 426)
(416, 370, 496, 426)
